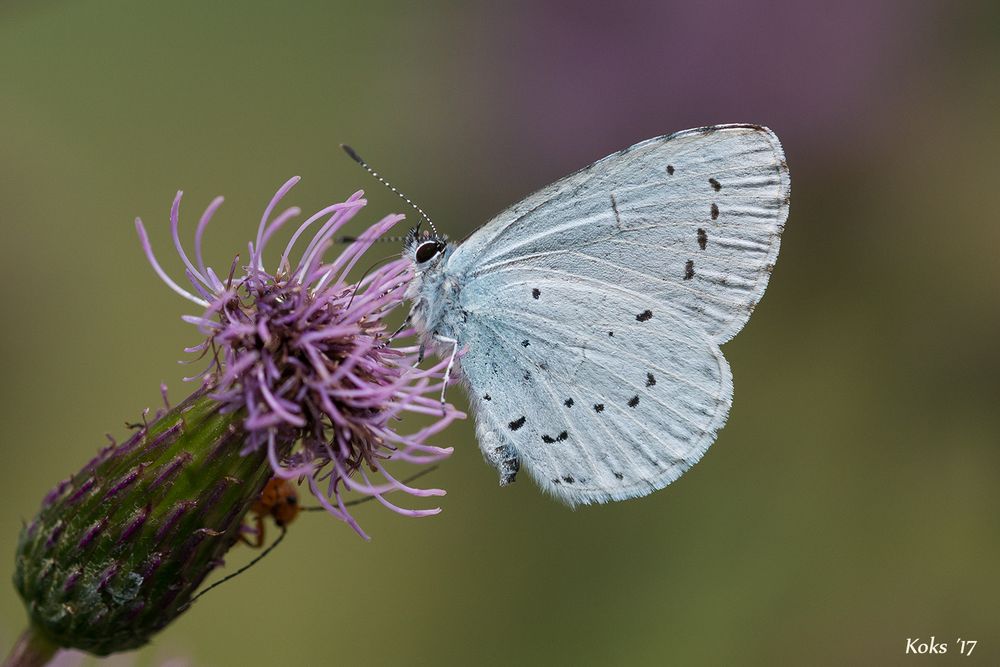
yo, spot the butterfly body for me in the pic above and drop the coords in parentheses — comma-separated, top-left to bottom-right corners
(405, 240, 462, 344)
(405, 125, 789, 506)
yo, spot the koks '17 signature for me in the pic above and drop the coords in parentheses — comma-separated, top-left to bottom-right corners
(906, 637, 977, 656)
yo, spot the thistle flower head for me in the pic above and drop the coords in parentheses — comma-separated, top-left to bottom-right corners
(135, 177, 463, 538)
(11, 178, 462, 661)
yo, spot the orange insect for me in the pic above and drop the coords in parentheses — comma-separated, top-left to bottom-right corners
(241, 477, 300, 548)
(186, 466, 439, 608)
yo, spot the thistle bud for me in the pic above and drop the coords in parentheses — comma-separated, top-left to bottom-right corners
(14, 388, 271, 655)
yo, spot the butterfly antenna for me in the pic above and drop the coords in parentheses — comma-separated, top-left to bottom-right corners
(303, 466, 440, 510)
(340, 144, 439, 237)
(181, 526, 287, 610)
(336, 234, 408, 245)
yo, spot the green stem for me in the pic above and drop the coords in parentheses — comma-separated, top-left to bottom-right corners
(2, 627, 58, 667)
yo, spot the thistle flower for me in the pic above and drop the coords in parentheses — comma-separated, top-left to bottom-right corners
(135, 177, 462, 535)
(9, 179, 462, 664)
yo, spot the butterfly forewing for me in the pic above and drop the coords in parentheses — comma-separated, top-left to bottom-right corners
(451, 125, 789, 344)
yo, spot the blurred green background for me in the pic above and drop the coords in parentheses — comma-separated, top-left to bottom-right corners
(1, 2, 998, 665)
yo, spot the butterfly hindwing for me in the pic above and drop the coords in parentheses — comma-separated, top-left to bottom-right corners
(457, 276, 732, 504)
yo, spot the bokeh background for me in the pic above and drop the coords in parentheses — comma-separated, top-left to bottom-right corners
(1, 2, 998, 665)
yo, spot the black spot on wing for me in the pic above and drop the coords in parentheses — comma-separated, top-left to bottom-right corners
(627, 395, 640, 408)
(562, 476, 575, 484)
(684, 260, 695, 280)
(542, 434, 555, 444)
(709, 177, 721, 191)
(593, 403, 605, 413)
(608, 331, 614, 337)
(614, 472, 624, 480)
(646, 373, 656, 387)
(523, 371, 531, 381)
(483, 394, 491, 401)
(666, 164, 675, 175)
(557, 431, 568, 441)
(521, 339, 530, 347)
(636, 310, 653, 322)
(532, 288, 540, 299)
(697, 228, 707, 250)
(508, 416, 526, 431)
(564, 398, 574, 407)
(711, 203, 719, 220)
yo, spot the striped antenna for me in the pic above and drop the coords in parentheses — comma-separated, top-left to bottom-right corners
(340, 144, 439, 237)
(336, 234, 409, 244)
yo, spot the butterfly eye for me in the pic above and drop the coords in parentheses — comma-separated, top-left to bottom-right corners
(415, 241, 442, 264)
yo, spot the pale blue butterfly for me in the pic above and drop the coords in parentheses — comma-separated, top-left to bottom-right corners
(349, 124, 789, 505)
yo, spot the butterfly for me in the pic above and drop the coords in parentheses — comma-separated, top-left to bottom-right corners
(362, 124, 789, 505)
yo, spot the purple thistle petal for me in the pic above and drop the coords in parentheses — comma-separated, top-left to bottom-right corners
(358, 468, 442, 518)
(279, 202, 357, 275)
(375, 463, 446, 497)
(254, 176, 301, 272)
(135, 216, 209, 307)
(267, 432, 313, 480)
(169, 191, 212, 291)
(260, 206, 302, 249)
(195, 195, 225, 279)
(183, 340, 211, 354)
(306, 475, 366, 539)
(183, 268, 217, 303)
(295, 193, 366, 279)
(256, 369, 305, 427)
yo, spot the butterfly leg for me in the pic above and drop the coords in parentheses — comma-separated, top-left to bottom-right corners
(383, 314, 411, 348)
(434, 334, 459, 414)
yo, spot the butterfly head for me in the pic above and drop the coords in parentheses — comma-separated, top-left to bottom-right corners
(405, 226, 449, 268)
(337, 145, 448, 269)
